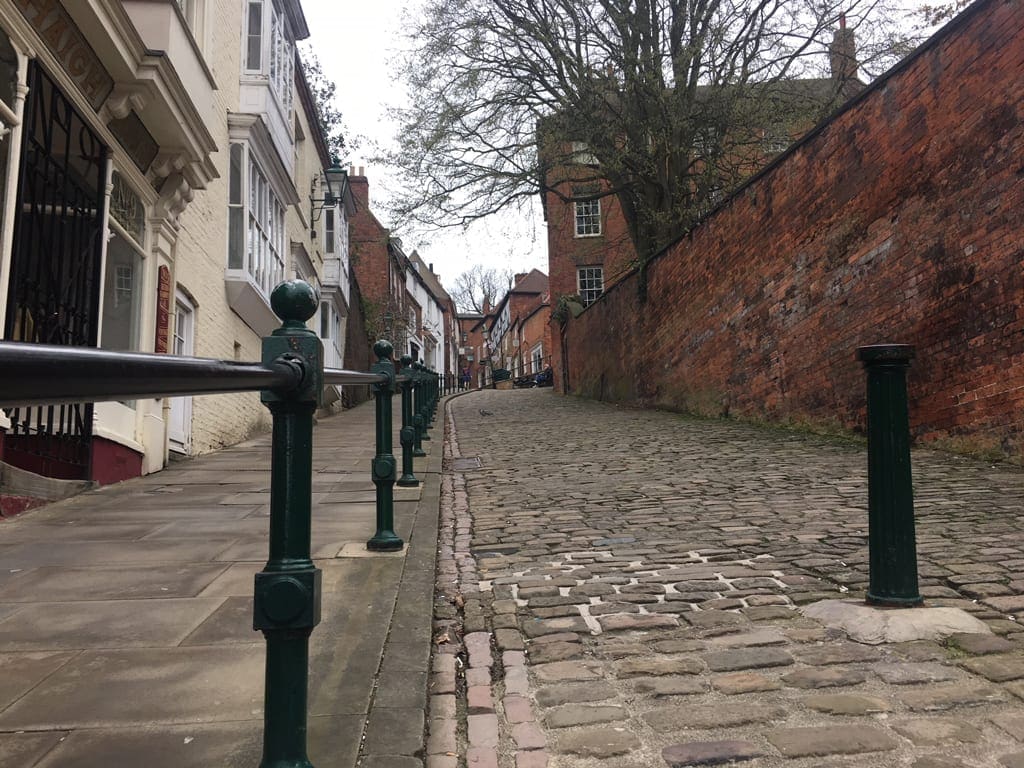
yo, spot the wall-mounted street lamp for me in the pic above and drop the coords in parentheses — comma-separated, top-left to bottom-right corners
(310, 157, 346, 224)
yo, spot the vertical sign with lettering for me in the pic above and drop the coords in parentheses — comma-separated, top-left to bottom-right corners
(155, 266, 171, 353)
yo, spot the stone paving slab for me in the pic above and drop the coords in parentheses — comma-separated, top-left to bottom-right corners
(0, 397, 442, 766)
(443, 389, 1024, 768)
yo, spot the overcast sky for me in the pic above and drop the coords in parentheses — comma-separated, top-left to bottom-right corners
(300, 2, 548, 290)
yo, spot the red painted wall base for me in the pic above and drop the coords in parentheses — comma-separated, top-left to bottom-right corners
(90, 437, 144, 486)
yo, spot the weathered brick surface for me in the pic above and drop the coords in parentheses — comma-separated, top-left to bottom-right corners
(557, 0, 1024, 461)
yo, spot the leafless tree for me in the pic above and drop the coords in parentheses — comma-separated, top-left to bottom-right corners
(450, 264, 514, 313)
(386, 0, 926, 297)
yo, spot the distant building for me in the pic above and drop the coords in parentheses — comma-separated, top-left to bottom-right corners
(541, 22, 863, 311)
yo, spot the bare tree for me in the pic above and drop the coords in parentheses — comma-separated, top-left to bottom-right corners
(386, 0, 921, 297)
(450, 265, 514, 313)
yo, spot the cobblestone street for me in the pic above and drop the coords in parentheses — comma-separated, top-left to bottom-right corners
(435, 388, 1024, 768)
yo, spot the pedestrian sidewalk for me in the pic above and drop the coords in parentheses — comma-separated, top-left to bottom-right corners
(441, 389, 1024, 768)
(0, 397, 442, 768)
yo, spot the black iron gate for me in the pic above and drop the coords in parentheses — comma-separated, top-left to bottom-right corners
(3, 62, 108, 479)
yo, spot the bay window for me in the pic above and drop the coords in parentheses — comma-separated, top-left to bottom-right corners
(227, 141, 285, 299)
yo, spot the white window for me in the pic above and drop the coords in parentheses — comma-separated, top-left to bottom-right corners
(574, 199, 601, 237)
(571, 141, 598, 165)
(244, 0, 294, 116)
(227, 142, 285, 299)
(324, 208, 335, 254)
(102, 172, 146, 353)
(531, 344, 543, 373)
(578, 266, 604, 307)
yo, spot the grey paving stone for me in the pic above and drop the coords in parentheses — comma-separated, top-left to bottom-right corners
(633, 675, 708, 696)
(535, 682, 618, 707)
(781, 666, 867, 688)
(544, 704, 628, 728)
(662, 740, 763, 766)
(892, 718, 983, 746)
(702, 647, 793, 672)
(554, 727, 640, 757)
(615, 658, 703, 677)
(874, 662, 959, 685)
(712, 672, 781, 694)
(643, 702, 786, 731)
(767, 725, 899, 757)
(948, 633, 1017, 655)
(804, 693, 891, 715)
(899, 684, 1006, 712)
(961, 655, 1024, 682)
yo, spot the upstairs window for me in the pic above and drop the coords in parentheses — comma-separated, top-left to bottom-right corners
(574, 199, 601, 237)
(244, 0, 294, 116)
(578, 266, 603, 306)
(571, 141, 598, 165)
(324, 208, 335, 254)
(227, 141, 285, 299)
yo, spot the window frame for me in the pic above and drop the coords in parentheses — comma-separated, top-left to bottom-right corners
(573, 198, 601, 238)
(226, 140, 286, 300)
(577, 266, 604, 307)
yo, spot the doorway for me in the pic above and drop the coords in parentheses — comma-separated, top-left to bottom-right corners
(168, 291, 194, 453)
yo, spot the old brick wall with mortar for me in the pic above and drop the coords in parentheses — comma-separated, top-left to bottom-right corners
(559, 0, 1024, 460)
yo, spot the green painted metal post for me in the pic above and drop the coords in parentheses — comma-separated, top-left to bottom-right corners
(411, 364, 426, 458)
(255, 281, 323, 768)
(397, 354, 419, 487)
(368, 340, 404, 551)
(417, 363, 431, 442)
(857, 344, 923, 607)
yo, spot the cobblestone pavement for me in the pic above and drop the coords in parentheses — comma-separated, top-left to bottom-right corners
(433, 388, 1024, 768)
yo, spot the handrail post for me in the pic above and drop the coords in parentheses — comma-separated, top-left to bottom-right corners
(368, 340, 404, 551)
(397, 354, 419, 487)
(857, 344, 923, 607)
(416, 363, 431, 443)
(255, 281, 323, 768)
(412, 364, 427, 458)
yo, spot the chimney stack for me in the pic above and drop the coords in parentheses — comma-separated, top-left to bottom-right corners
(348, 167, 369, 209)
(829, 14, 858, 83)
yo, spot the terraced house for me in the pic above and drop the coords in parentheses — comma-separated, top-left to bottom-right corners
(0, 0, 355, 487)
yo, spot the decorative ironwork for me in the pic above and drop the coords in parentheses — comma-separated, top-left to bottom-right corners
(3, 62, 108, 479)
(110, 171, 144, 243)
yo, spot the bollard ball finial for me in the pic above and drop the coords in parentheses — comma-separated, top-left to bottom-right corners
(400, 354, 413, 366)
(271, 280, 318, 325)
(374, 340, 394, 361)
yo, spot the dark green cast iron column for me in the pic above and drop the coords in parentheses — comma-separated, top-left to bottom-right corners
(367, 340, 404, 551)
(857, 343, 923, 607)
(397, 354, 419, 487)
(417, 363, 431, 441)
(255, 281, 324, 768)
(412, 364, 427, 457)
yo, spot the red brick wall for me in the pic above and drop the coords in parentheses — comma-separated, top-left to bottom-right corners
(343, 275, 373, 407)
(559, 0, 1024, 460)
(349, 174, 391, 307)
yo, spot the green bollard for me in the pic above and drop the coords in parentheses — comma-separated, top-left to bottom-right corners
(857, 344, 923, 607)
(255, 281, 323, 768)
(397, 354, 419, 487)
(417, 363, 432, 442)
(367, 340, 404, 551)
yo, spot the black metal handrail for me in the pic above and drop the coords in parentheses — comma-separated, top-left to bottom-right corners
(0, 341, 304, 407)
(0, 280, 442, 768)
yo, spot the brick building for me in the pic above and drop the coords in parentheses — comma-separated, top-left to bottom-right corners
(486, 269, 551, 380)
(541, 22, 863, 311)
